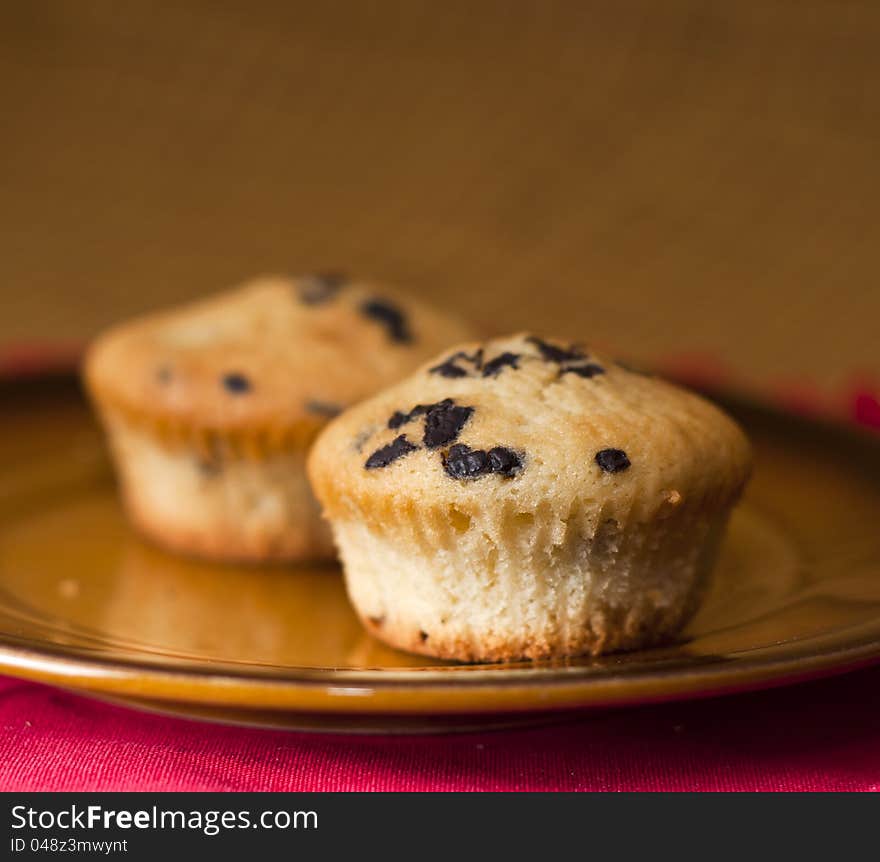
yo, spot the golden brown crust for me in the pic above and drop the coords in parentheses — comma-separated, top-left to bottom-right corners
(359, 610, 686, 662)
(308, 332, 752, 526)
(84, 275, 477, 450)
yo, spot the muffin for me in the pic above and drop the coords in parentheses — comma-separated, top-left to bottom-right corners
(308, 333, 752, 661)
(83, 274, 476, 563)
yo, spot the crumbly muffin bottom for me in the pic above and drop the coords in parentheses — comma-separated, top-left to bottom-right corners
(331, 502, 727, 662)
(105, 414, 335, 562)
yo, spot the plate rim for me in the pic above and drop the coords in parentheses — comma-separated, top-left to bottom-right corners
(3, 372, 880, 717)
(3, 622, 880, 715)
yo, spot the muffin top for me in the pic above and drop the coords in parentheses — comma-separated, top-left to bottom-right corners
(84, 274, 477, 442)
(308, 333, 752, 524)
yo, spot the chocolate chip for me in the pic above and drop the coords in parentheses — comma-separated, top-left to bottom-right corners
(429, 357, 469, 378)
(487, 447, 523, 477)
(367, 615, 385, 628)
(298, 271, 347, 305)
(305, 400, 343, 418)
(360, 298, 412, 343)
(429, 349, 484, 378)
(419, 630, 429, 642)
(222, 372, 252, 394)
(463, 348, 484, 370)
(595, 448, 631, 473)
(388, 398, 477, 454)
(423, 402, 474, 448)
(156, 366, 173, 384)
(443, 443, 490, 479)
(443, 444, 523, 480)
(482, 352, 520, 378)
(561, 363, 605, 379)
(365, 435, 418, 469)
(387, 399, 453, 430)
(526, 336, 585, 364)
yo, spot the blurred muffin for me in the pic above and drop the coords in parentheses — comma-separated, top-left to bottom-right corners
(84, 273, 476, 562)
(308, 333, 752, 661)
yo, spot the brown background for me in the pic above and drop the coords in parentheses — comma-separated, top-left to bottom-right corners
(2, 1, 877, 395)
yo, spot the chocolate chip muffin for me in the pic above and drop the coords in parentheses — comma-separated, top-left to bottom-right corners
(307, 333, 752, 661)
(83, 274, 476, 562)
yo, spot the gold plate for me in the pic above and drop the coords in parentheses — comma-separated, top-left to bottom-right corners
(2, 375, 880, 733)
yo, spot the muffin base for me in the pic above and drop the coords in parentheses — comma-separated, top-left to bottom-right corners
(104, 414, 335, 563)
(331, 507, 729, 662)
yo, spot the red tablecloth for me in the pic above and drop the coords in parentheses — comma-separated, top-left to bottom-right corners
(2, 347, 879, 792)
(2, 668, 880, 791)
